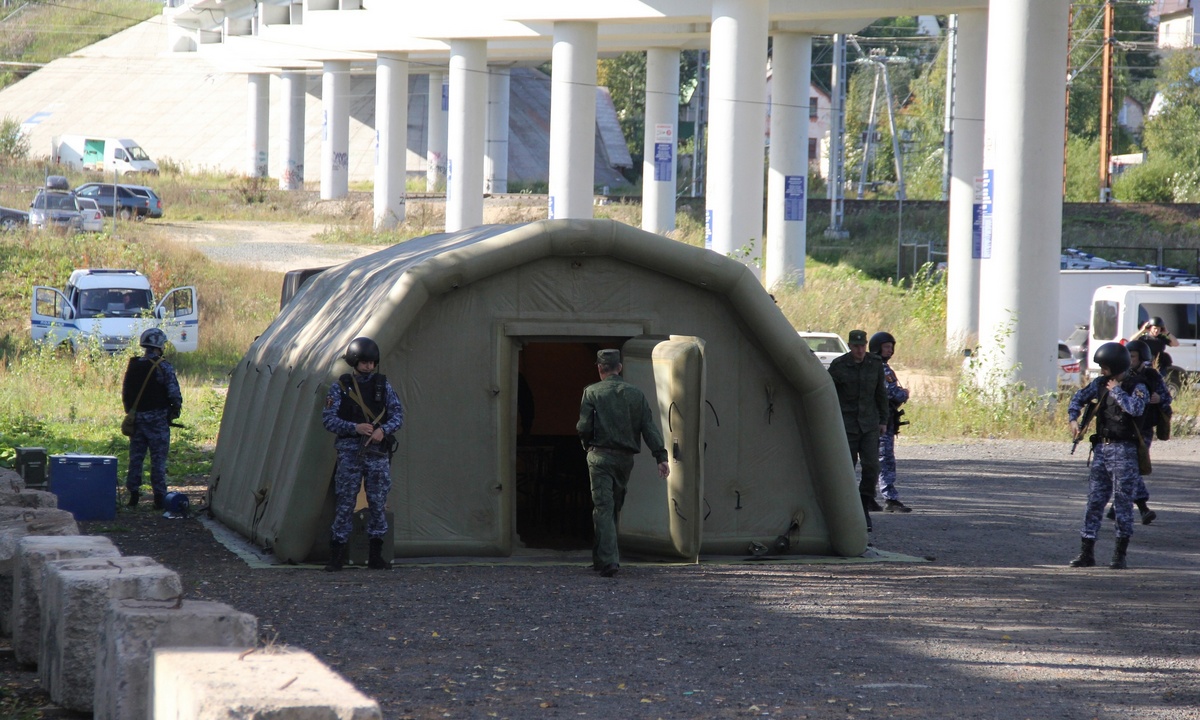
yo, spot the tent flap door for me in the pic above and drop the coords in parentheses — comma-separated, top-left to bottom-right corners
(618, 335, 705, 562)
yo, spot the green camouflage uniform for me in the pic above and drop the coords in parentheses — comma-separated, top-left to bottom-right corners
(827, 350, 889, 500)
(577, 374, 668, 570)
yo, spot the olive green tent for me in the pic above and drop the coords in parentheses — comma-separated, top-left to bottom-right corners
(208, 219, 868, 563)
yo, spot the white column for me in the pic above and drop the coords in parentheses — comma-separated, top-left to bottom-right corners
(320, 60, 350, 200)
(446, 39, 487, 232)
(247, 73, 269, 178)
(374, 53, 409, 230)
(426, 71, 447, 192)
(977, 0, 1069, 391)
(945, 10, 988, 351)
(485, 66, 511, 194)
(279, 71, 305, 190)
(765, 33, 812, 290)
(548, 21, 597, 220)
(706, 0, 769, 272)
(642, 48, 680, 235)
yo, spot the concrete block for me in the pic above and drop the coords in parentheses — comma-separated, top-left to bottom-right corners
(0, 468, 23, 493)
(153, 647, 382, 720)
(40, 556, 182, 712)
(0, 489, 57, 509)
(11, 535, 120, 663)
(0, 508, 81, 638)
(95, 600, 258, 720)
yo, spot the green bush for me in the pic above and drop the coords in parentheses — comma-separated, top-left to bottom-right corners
(0, 115, 30, 164)
(1114, 158, 1175, 202)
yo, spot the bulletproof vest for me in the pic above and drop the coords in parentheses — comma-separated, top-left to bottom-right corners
(336, 373, 388, 425)
(127, 357, 170, 411)
(1096, 376, 1141, 442)
(1131, 366, 1162, 425)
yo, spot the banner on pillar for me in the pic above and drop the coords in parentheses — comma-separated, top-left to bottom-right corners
(972, 170, 993, 260)
(784, 176, 806, 222)
(653, 143, 673, 182)
(442, 83, 449, 112)
(549, 195, 556, 220)
(705, 209, 713, 250)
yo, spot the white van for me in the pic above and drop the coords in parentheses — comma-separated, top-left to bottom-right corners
(1089, 284, 1199, 390)
(52, 136, 159, 176)
(31, 269, 198, 353)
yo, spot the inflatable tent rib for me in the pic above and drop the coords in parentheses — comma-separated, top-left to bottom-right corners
(209, 219, 868, 562)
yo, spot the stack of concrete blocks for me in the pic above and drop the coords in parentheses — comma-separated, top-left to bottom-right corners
(0, 467, 79, 637)
(153, 647, 383, 720)
(40, 555, 183, 712)
(94, 599, 258, 720)
(11, 535, 122, 666)
(0, 468, 382, 716)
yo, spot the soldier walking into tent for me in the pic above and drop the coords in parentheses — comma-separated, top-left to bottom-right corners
(1067, 342, 1147, 570)
(123, 328, 183, 509)
(321, 337, 404, 572)
(577, 349, 669, 578)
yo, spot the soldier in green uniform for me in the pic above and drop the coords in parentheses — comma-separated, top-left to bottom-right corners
(577, 349, 670, 578)
(827, 329, 889, 531)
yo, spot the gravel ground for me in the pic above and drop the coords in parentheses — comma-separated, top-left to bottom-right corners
(12, 437, 1185, 719)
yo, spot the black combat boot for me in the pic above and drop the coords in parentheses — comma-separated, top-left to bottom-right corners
(1136, 501, 1157, 525)
(367, 538, 391, 570)
(1069, 537, 1096, 567)
(152, 493, 165, 510)
(1110, 536, 1130, 569)
(324, 541, 347, 572)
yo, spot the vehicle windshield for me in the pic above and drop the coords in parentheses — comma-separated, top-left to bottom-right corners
(801, 335, 848, 354)
(34, 193, 76, 211)
(126, 146, 151, 162)
(77, 288, 153, 318)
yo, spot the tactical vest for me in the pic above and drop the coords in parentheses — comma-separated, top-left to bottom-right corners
(1095, 376, 1141, 442)
(1131, 366, 1163, 426)
(336, 373, 389, 426)
(127, 357, 170, 411)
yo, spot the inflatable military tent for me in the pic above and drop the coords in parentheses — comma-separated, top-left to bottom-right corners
(208, 219, 868, 563)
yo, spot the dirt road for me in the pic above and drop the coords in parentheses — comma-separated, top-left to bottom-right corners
(158, 220, 385, 272)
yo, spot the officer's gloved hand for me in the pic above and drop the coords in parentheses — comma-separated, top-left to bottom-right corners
(169, 405, 181, 421)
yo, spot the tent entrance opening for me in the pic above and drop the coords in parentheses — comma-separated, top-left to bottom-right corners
(515, 340, 622, 550)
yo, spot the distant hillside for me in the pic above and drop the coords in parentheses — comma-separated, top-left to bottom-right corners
(0, 0, 160, 90)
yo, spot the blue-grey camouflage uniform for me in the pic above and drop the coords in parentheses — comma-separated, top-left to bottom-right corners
(877, 360, 910, 502)
(1132, 362, 1171, 503)
(123, 356, 182, 499)
(1068, 376, 1147, 540)
(322, 372, 404, 543)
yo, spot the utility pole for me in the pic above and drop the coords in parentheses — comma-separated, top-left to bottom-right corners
(941, 14, 957, 201)
(1098, 0, 1115, 202)
(825, 34, 849, 239)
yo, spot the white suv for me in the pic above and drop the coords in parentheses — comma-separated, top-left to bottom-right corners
(798, 331, 849, 369)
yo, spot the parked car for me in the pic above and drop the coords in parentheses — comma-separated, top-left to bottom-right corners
(29, 177, 82, 232)
(1058, 342, 1081, 386)
(73, 182, 151, 220)
(0, 206, 28, 231)
(121, 184, 163, 219)
(75, 197, 105, 233)
(1063, 324, 1089, 361)
(797, 331, 849, 369)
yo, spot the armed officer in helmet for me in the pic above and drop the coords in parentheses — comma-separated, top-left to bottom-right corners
(321, 337, 404, 572)
(1103, 339, 1170, 525)
(1131, 316, 1179, 370)
(869, 331, 912, 513)
(123, 328, 183, 509)
(1067, 342, 1147, 570)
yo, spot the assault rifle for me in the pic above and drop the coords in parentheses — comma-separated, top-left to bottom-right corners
(1071, 398, 1099, 455)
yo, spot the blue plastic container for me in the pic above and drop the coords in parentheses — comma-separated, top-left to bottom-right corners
(49, 454, 117, 521)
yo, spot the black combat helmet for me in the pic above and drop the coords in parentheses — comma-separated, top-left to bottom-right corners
(868, 331, 896, 357)
(1093, 342, 1131, 376)
(344, 336, 381, 367)
(139, 328, 167, 350)
(1148, 316, 1166, 328)
(1125, 339, 1151, 366)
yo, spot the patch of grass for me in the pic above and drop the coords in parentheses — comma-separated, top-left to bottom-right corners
(0, 0, 161, 91)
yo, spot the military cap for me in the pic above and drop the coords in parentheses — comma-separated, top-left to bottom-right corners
(847, 329, 868, 346)
(596, 349, 621, 366)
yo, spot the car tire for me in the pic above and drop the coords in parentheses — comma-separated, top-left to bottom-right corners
(1164, 367, 1186, 398)
(118, 207, 133, 221)
(0, 217, 18, 232)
